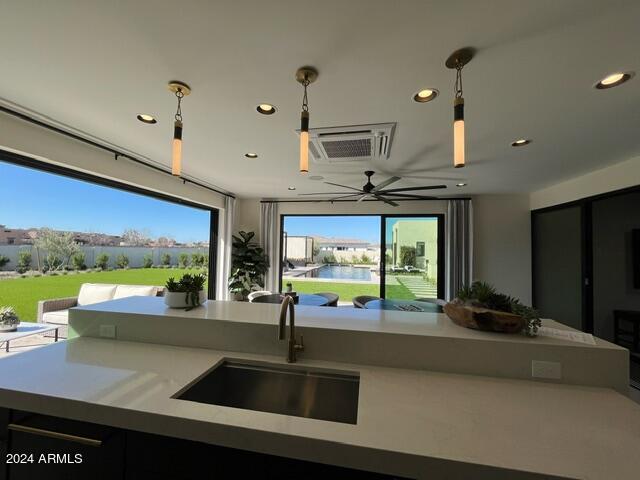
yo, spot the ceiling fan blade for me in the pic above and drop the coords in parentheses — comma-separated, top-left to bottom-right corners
(372, 176, 401, 192)
(323, 181, 363, 192)
(328, 193, 364, 202)
(357, 194, 368, 202)
(372, 194, 399, 207)
(377, 184, 447, 194)
(297, 192, 361, 196)
(382, 193, 438, 199)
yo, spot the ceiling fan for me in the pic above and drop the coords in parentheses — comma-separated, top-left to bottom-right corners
(298, 171, 447, 206)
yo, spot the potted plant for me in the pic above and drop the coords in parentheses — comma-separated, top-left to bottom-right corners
(164, 273, 207, 309)
(228, 231, 269, 301)
(0, 306, 20, 332)
(444, 281, 542, 336)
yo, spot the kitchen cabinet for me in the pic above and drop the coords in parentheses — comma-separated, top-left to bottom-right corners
(1, 409, 406, 479)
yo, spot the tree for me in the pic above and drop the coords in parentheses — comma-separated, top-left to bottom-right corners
(34, 228, 80, 271)
(228, 231, 269, 300)
(400, 246, 416, 268)
(122, 228, 150, 246)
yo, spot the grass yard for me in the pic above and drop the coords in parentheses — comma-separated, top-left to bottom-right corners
(0, 268, 202, 321)
(283, 280, 416, 302)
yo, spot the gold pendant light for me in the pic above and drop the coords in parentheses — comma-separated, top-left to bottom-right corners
(168, 81, 191, 176)
(295, 67, 318, 174)
(446, 48, 474, 168)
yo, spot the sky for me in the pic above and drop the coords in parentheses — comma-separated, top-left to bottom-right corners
(284, 215, 438, 244)
(0, 161, 210, 243)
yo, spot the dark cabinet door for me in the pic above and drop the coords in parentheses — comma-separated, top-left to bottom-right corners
(6, 411, 124, 480)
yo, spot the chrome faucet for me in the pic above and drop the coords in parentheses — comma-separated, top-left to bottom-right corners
(278, 295, 305, 363)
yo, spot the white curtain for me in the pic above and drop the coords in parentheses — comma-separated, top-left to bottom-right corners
(446, 199, 473, 300)
(216, 196, 236, 300)
(260, 201, 279, 293)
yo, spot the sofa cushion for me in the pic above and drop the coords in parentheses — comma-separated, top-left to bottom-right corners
(77, 283, 117, 306)
(42, 309, 69, 325)
(113, 285, 157, 300)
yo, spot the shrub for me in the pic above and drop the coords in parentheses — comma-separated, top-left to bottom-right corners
(0, 255, 10, 269)
(400, 246, 416, 268)
(142, 253, 153, 268)
(161, 253, 171, 266)
(178, 253, 189, 268)
(360, 253, 371, 264)
(16, 250, 32, 274)
(70, 252, 86, 270)
(191, 252, 206, 268)
(95, 253, 109, 270)
(116, 254, 129, 269)
(322, 254, 337, 264)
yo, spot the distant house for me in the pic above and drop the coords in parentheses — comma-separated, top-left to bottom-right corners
(390, 220, 438, 277)
(0, 225, 35, 245)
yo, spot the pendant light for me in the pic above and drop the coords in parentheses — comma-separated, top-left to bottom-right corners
(295, 67, 318, 174)
(446, 48, 474, 168)
(168, 81, 191, 176)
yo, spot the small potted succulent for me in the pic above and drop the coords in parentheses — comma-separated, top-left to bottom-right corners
(164, 273, 207, 310)
(0, 306, 20, 332)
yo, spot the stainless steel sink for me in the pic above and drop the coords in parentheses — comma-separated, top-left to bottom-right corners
(175, 360, 360, 424)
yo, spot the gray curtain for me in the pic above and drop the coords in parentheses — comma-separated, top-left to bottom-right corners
(216, 196, 235, 300)
(260, 201, 279, 293)
(446, 199, 473, 300)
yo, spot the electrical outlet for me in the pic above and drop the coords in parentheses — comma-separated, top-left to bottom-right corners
(99, 324, 116, 339)
(531, 360, 562, 379)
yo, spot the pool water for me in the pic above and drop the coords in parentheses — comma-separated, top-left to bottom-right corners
(303, 265, 372, 281)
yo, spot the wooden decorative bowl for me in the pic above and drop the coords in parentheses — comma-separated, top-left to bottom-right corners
(444, 302, 525, 333)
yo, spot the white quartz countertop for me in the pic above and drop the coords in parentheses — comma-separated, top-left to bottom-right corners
(74, 297, 622, 350)
(0, 337, 639, 479)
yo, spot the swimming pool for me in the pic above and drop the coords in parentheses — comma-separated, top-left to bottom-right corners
(302, 265, 372, 281)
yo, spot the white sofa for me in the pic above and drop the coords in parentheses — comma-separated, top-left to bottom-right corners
(38, 283, 164, 337)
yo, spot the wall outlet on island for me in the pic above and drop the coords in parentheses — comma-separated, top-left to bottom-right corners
(99, 324, 117, 339)
(531, 360, 562, 379)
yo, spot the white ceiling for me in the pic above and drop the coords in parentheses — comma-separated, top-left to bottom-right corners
(0, 0, 638, 199)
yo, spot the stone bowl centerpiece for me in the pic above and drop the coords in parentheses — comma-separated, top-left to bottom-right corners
(444, 281, 541, 336)
(0, 306, 20, 332)
(164, 273, 207, 310)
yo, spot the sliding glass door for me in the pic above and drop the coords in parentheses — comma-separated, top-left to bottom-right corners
(382, 215, 444, 300)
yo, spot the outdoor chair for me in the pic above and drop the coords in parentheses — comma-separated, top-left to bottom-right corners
(352, 295, 380, 309)
(314, 292, 339, 307)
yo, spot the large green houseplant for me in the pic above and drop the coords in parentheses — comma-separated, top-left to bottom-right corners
(229, 231, 269, 301)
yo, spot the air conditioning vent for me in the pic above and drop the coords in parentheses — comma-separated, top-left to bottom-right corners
(296, 123, 396, 164)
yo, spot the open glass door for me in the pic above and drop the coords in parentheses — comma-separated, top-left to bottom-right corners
(382, 215, 444, 300)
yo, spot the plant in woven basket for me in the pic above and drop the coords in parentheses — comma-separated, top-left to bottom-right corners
(455, 281, 541, 336)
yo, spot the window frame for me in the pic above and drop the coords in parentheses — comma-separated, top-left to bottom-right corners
(0, 148, 219, 299)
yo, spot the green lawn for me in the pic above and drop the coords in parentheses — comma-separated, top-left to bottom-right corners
(0, 268, 202, 321)
(283, 280, 416, 303)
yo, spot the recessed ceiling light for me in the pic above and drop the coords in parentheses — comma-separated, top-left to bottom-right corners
(595, 72, 634, 89)
(136, 114, 157, 124)
(309, 175, 324, 181)
(288, 186, 296, 191)
(413, 88, 439, 103)
(511, 138, 532, 147)
(456, 183, 467, 187)
(256, 104, 276, 115)
(245, 153, 258, 158)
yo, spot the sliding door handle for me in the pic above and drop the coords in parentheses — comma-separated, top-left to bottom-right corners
(8, 423, 103, 447)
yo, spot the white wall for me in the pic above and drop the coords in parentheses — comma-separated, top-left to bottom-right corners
(530, 155, 640, 210)
(235, 195, 533, 303)
(0, 112, 226, 210)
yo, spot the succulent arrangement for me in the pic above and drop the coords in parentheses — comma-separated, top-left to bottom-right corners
(165, 273, 207, 309)
(0, 306, 20, 332)
(454, 281, 542, 336)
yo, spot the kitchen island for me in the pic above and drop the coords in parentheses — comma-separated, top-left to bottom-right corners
(0, 298, 638, 479)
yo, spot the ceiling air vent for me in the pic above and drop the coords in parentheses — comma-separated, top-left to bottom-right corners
(297, 123, 396, 164)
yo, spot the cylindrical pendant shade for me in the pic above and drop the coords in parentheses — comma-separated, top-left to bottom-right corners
(453, 98, 465, 168)
(300, 111, 309, 173)
(172, 120, 183, 176)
